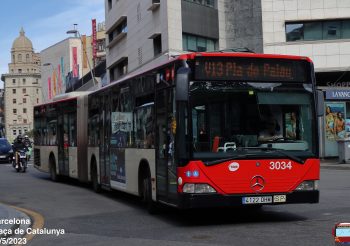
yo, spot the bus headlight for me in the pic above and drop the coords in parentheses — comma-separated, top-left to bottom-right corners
(182, 183, 216, 194)
(295, 180, 319, 191)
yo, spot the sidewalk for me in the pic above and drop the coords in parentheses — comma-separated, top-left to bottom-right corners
(0, 203, 31, 239)
(321, 158, 350, 170)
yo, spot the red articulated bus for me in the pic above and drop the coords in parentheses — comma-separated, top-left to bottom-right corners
(34, 51, 323, 212)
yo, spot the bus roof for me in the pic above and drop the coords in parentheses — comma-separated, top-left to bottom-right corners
(35, 91, 89, 107)
(177, 51, 313, 63)
(86, 51, 314, 96)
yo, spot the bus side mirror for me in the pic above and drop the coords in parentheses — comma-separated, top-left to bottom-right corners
(176, 67, 191, 101)
(317, 90, 324, 117)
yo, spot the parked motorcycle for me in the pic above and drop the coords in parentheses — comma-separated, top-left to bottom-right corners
(12, 148, 28, 172)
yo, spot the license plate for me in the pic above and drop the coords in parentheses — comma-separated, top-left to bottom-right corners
(273, 195, 286, 203)
(0, 155, 5, 158)
(242, 196, 272, 204)
(19, 153, 26, 158)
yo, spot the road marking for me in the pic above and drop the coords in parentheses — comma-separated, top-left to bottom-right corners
(0, 203, 45, 245)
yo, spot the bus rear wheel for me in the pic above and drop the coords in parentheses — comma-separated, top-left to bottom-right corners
(49, 158, 58, 182)
(142, 173, 157, 214)
(91, 164, 101, 193)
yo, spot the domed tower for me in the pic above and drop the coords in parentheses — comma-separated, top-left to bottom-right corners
(9, 27, 40, 74)
(1, 28, 42, 142)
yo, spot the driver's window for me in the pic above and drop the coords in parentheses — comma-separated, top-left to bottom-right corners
(192, 105, 208, 151)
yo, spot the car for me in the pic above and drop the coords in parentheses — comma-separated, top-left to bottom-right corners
(0, 138, 13, 163)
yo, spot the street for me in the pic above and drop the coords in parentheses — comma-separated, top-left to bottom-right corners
(0, 161, 348, 246)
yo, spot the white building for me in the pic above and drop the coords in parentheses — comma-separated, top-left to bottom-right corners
(1, 28, 42, 142)
(40, 38, 83, 102)
(40, 23, 107, 102)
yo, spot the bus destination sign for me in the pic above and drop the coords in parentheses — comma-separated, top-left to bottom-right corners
(194, 57, 308, 83)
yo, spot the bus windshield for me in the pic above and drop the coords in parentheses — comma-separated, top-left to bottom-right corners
(190, 81, 316, 160)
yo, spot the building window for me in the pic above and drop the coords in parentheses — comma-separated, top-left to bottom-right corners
(24, 119, 27, 124)
(182, 33, 216, 52)
(110, 58, 128, 81)
(286, 19, 350, 42)
(37, 98, 39, 104)
(13, 99, 16, 104)
(23, 78, 26, 84)
(153, 35, 162, 57)
(13, 109, 17, 114)
(23, 98, 27, 103)
(108, 0, 112, 10)
(13, 120, 17, 124)
(13, 89, 16, 94)
(184, 0, 216, 8)
(18, 69, 22, 73)
(108, 18, 127, 43)
(98, 39, 106, 52)
(18, 54, 22, 62)
(19, 129, 22, 135)
(23, 108, 27, 113)
(12, 55, 15, 63)
(23, 88, 26, 94)
(12, 79, 16, 84)
(13, 130, 17, 136)
(26, 54, 30, 62)
(24, 127, 28, 132)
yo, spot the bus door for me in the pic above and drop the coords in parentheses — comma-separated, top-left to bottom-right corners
(57, 113, 69, 176)
(99, 93, 111, 187)
(156, 88, 177, 203)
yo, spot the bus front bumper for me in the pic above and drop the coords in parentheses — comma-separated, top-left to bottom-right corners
(177, 190, 319, 209)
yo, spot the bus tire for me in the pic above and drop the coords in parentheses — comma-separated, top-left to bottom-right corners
(49, 156, 58, 182)
(91, 162, 101, 193)
(143, 172, 157, 214)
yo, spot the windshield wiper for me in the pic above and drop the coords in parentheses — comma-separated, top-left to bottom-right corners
(204, 154, 251, 166)
(203, 147, 305, 166)
(238, 147, 305, 164)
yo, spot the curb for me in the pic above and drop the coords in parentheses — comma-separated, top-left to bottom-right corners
(9, 205, 45, 244)
(0, 204, 29, 238)
(321, 165, 350, 170)
(0, 203, 44, 245)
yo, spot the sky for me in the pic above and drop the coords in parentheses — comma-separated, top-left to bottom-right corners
(0, 0, 105, 88)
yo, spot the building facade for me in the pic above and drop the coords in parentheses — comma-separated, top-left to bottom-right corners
(40, 22, 107, 101)
(0, 89, 4, 137)
(40, 38, 83, 102)
(105, 0, 262, 82)
(1, 28, 42, 142)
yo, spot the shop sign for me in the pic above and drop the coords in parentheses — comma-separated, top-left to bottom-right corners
(326, 90, 350, 100)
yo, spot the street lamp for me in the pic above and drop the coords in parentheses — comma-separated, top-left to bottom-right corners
(66, 29, 97, 87)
